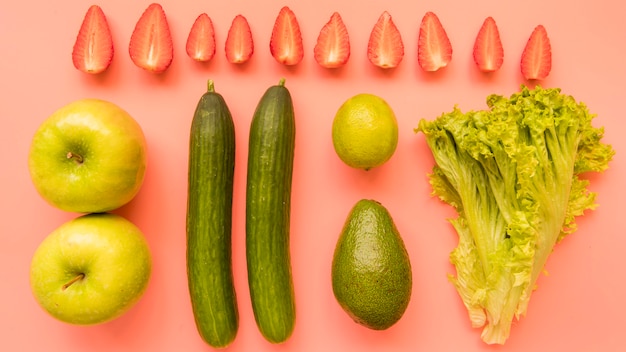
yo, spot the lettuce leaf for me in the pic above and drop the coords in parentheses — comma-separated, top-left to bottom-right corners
(416, 86, 614, 344)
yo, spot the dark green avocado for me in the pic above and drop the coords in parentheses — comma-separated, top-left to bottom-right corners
(331, 199, 412, 330)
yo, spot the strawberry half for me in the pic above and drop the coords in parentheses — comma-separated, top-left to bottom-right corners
(270, 6, 304, 66)
(417, 11, 452, 72)
(225, 15, 254, 64)
(521, 25, 551, 80)
(186, 13, 216, 62)
(314, 12, 350, 68)
(129, 3, 173, 73)
(473, 16, 504, 72)
(367, 11, 404, 69)
(72, 5, 114, 74)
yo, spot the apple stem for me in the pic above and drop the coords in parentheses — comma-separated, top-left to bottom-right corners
(62, 273, 85, 290)
(66, 152, 84, 164)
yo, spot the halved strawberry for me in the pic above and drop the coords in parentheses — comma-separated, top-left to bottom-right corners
(129, 3, 173, 73)
(313, 12, 350, 68)
(72, 5, 114, 74)
(417, 11, 452, 72)
(270, 6, 304, 66)
(367, 11, 404, 69)
(473, 16, 504, 72)
(521, 25, 551, 80)
(186, 13, 216, 62)
(225, 15, 254, 64)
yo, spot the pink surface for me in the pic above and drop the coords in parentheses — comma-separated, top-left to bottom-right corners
(2, 0, 625, 351)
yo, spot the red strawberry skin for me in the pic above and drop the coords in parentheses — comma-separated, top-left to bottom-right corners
(72, 5, 113, 74)
(367, 11, 404, 69)
(225, 15, 254, 64)
(270, 6, 304, 66)
(129, 3, 174, 73)
(186, 13, 216, 62)
(473, 16, 504, 72)
(521, 25, 552, 80)
(418, 11, 452, 72)
(314, 12, 350, 68)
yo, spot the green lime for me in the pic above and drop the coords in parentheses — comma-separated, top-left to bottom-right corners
(332, 93, 398, 170)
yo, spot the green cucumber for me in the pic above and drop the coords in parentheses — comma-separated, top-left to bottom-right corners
(246, 78, 296, 344)
(186, 80, 238, 348)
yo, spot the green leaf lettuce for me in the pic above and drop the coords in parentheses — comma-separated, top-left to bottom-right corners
(416, 85, 614, 344)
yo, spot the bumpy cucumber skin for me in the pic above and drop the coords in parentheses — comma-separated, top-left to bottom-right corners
(246, 79, 296, 344)
(186, 81, 238, 348)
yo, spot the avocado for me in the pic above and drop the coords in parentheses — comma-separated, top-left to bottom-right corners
(331, 199, 412, 330)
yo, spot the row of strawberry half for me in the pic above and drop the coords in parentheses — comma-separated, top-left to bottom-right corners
(72, 4, 551, 81)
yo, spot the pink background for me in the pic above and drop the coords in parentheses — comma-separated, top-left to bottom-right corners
(2, 0, 625, 351)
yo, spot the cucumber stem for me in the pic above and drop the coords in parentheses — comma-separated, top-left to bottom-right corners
(278, 78, 286, 87)
(208, 80, 215, 93)
(62, 273, 85, 290)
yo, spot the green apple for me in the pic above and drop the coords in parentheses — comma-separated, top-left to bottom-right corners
(28, 98, 147, 213)
(30, 213, 152, 325)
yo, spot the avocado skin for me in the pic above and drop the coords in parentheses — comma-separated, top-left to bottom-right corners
(331, 199, 412, 330)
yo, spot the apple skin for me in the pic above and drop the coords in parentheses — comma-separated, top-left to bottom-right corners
(28, 98, 147, 213)
(30, 213, 152, 325)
